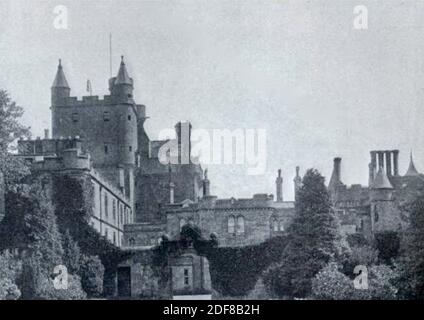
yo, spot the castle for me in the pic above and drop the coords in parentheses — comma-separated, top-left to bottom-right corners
(4, 57, 423, 298)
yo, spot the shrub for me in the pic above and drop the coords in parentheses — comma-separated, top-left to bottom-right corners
(79, 255, 104, 297)
(312, 262, 353, 300)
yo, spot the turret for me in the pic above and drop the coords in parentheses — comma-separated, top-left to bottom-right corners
(370, 166, 394, 201)
(51, 59, 70, 106)
(275, 169, 283, 202)
(109, 56, 134, 104)
(404, 151, 420, 176)
(370, 166, 397, 233)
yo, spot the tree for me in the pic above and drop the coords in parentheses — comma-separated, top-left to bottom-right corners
(267, 169, 339, 298)
(374, 231, 400, 264)
(342, 245, 379, 277)
(0, 250, 22, 300)
(0, 89, 31, 190)
(23, 179, 64, 272)
(402, 195, 424, 299)
(62, 229, 81, 274)
(79, 255, 104, 297)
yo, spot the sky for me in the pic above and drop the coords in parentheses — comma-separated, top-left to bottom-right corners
(1, 0, 424, 200)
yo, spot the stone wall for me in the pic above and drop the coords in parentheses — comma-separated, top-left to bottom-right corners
(165, 196, 295, 247)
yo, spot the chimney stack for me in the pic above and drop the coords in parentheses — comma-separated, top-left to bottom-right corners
(294, 166, 302, 201)
(203, 169, 210, 197)
(377, 152, 384, 169)
(276, 169, 283, 202)
(385, 151, 392, 176)
(392, 150, 399, 176)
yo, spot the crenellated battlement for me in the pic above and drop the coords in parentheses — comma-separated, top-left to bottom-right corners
(53, 95, 114, 107)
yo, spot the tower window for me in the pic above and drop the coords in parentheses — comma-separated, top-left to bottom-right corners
(113, 232, 116, 244)
(103, 111, 110, 121)
(112, 199, 116, 221)
(237, 216, 245, 234)
(228, 216, 235, 234)
(72, 113, 79, 123)
(129, 146, 132, 152)
(104, 144, 108, 154)
(127, 115, 131, 121)
(104, 194, 108, 218)
(184, 268, 190, 286)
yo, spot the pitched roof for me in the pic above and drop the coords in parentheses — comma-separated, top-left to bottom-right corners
(372, 166, 394, 189)
(114, 55, 132, 85)
(405, 152, 419, 176)
(52, 59, 69, 88)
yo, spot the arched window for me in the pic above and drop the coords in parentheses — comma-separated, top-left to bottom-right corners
(129, 237, 135, 246)
(228, 216, 235, 234)
(279, 222, 284, 231)
(237, 216, 245, 234)
(270, 216, 278, 232)
(180, 218, 186, 231)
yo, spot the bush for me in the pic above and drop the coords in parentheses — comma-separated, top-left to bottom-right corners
(36, 273, 87, 300)
(342, 245, 379, 277)
(79, 255, 104, 297)
(312, 262, 353, 300)
(0, 278, 21, 300)
(374, 231, 400, 264)
(312, 262, 398, 300)
(0, 251, 22, 300)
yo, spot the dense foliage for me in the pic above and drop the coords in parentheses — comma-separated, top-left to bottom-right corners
(264, 169, 339, 298)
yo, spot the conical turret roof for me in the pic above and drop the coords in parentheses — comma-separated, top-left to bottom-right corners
(52, 59, 69, 88)
(114, 55, 132, 85)
(372, 166, 394, 189)
(405, 152, 419, 176)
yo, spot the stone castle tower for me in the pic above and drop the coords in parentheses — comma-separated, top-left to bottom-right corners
(50, 57, 203, 223)
(50, 57, 142, 208)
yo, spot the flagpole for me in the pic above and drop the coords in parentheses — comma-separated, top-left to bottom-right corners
(109, 33, 112, 78)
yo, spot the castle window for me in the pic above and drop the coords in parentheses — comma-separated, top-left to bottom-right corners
(279, 222, 284, 231)
(72, 112, 79, 123)
(270, 217, 278, 232)
(113, 232, 116, 244)
(104, 194, 108, 218)
(128, 115, 131, 121)
(179, 218, 186, 232)
(237, 216, 245, 234)
(183, 268, 190, 286)
(129, 146, 132, 152)
(104, 144, 108, 154)
(112, 199, 116, 221)
(105, 228, 108, 239)
(228, 216, 235, 234)
(103, 111, 110, 121)
(120, 206, 123, 225)
(129, 238, 135, 246)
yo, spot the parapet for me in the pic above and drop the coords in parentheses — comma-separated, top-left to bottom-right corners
(53, 95, 114, 107)
(17, 137, 91, 172)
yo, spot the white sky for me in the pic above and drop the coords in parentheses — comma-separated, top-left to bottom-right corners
(1, 0, 424, 200)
